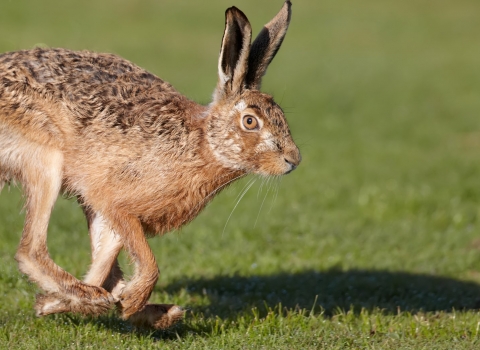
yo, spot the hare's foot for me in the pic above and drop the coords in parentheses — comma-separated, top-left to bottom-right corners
(35, 288, 116, 316)
(127, 304, 185, 329)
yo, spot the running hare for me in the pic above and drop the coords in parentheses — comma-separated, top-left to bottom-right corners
(0, 1, 300, 329)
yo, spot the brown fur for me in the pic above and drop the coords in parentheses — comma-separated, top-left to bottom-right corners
(0, 1, 299, 329)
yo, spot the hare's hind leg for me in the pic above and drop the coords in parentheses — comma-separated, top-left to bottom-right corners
(11, 145, 115, 316)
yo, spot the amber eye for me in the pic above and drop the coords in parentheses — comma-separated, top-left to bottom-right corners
(242, 115, 259, 130)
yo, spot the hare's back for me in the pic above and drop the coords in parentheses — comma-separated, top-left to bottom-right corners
(0, 48, 188, 149)
(0, 47, 175, 94)
(0, 48, 182, 139)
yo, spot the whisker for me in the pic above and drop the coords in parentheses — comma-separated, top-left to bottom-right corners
(266, 176, 274, 193)
(257, 175, 267, 199)
(269, 176, 282, 213)
(254, 182, 269, 229)
(222, 178, 257, 236)
(235, 176, 256, 203)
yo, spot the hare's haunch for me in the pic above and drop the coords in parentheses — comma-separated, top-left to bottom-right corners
(0, 1, 300, 329)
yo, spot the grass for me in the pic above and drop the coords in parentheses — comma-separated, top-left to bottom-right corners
(1, 0, 480, 348)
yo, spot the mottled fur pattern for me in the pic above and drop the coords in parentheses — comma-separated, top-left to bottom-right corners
(0, 1, 300, 329)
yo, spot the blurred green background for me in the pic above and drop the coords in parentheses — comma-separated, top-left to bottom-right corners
(1, 0, 480, 348)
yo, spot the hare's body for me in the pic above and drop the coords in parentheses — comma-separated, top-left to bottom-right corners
(0, 48, 241, 233)
(0, 1, 300, 329)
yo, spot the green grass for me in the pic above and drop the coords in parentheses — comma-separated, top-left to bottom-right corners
(1, 0, 480, 348)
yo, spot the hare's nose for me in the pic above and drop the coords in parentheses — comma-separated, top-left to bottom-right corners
(285, 148, 301, 166)
(283, 149, 301, 174)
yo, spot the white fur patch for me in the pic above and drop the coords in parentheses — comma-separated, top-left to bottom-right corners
(41, 299, 63, 313)
(262, 131, 273, 141)
(84, 213, 123, 285)
(90, 214, 106, 260)
(210, 148, 242, 170)
(234, 100, 247, 112)
(256, 131, 277, 152)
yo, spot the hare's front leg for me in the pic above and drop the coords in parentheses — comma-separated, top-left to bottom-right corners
(82, 209, 125, 297)
(102, 212, 184, 328)
(13, 148, 115, 316)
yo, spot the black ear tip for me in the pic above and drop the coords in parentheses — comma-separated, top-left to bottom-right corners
(225, 6, 239, 13)
(225, 6, 238, 20)
(226, 6, 244, 16)
(225, 6, 249, 25)
(285, 1, 293, 13)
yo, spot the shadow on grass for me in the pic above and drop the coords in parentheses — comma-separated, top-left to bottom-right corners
(38, 268, 480, 339)
(164, 268, 480, 318)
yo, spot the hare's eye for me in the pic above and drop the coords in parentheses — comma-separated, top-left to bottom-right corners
(242, 115, 259, 130)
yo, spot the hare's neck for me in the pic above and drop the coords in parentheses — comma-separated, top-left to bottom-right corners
(141, 165, 246, 235)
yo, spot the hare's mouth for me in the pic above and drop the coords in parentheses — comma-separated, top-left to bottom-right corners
(283, 158, 298, 175)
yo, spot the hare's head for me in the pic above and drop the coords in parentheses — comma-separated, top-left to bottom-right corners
(206, 1, 301, 177)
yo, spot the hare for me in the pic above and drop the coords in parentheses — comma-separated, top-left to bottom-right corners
(0, 0, 300, 329)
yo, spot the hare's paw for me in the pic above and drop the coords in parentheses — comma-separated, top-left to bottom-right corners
(35, 289, 115, 316)
(35, 293, 70, 316)
(127, 304, 185, 329)
(116, 284, 151, 319)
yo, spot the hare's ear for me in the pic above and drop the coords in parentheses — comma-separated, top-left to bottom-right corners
(214, 7, 252, 101)
(245, 0, 292, 90)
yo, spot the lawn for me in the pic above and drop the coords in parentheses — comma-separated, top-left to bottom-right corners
(1, 0, 480, 348)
